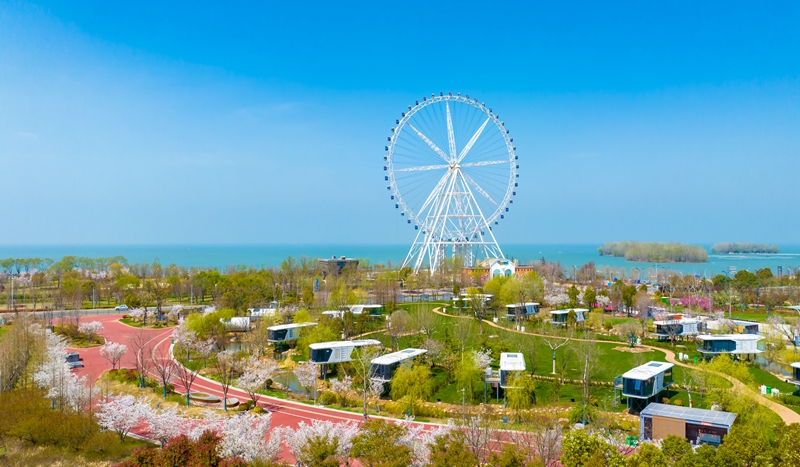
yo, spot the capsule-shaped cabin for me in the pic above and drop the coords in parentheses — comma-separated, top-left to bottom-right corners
(550, 308, 587, 326)
(267, 322, 317, 343)
(309, 339, 381, 365)
(621, 361, 674, 413)
(790, 362, 800, 388)
(652, 317, 701, 341)
(370, 348, 427, 381)
(506, 302, 540, 321)
(697, 334, 763, 358)
(499, 352, 526, 386)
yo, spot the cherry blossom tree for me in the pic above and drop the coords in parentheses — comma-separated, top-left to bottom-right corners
(33, 330, 93, 412)
(99, 341, 127, 369)
(144, 405, 185, 446)
(172, 318, 197, 360)
(213, 349, 240, 411)
(595, 295, 611, 309)
(330, 375, 353, 407)
(218, 413, 281, 463)
(280, 419, 360, 466)
(96, 394, 150, 441)
(78, 320, 104, 344)
(151, 344, 176, 398)
(194, 337, 216, 368)
(237, 355, 280, 406)
(398, 417, 452, 466)
(129, 308, 145, 322)
(175, 359, 201, 407)
(473, 348, 493, 370)
(294, 361, 319, 402)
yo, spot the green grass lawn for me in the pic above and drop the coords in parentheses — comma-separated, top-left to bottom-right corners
(747, 366, 797, 394)
(0, 326, 6, 341)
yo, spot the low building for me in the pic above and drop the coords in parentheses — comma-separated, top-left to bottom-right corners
(550, 308, 587, 326)
(318, 256, 359, 278)
(370, 348, 427, 381)
(789, 362, 800, 388)
(309, 339, 381, 365)
(499, 352, 526, 386)
(506, 302, 540, 321)
(489, 259, 516, 278)
(220, 317, 250, 332)
(267, 322, 317, 344)
(652, 317, 701, 341)
(697, 334, 763, 357)
(621, 361, 674, 412)
(640, 403, 737, 446)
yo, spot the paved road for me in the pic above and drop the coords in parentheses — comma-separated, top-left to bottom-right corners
(432, 307, 800, 425)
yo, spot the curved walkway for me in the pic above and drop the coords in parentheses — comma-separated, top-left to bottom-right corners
(432, 307, 800, 425)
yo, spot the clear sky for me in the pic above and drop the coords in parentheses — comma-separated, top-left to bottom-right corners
(1, 1, 799, 245)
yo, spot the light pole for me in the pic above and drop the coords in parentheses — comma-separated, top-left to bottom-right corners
(722, 270, 731, 318)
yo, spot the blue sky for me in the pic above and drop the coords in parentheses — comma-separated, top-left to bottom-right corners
(1, 1, 799, 245)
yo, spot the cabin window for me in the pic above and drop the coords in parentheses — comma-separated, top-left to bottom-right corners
(310, 348, 333, 363)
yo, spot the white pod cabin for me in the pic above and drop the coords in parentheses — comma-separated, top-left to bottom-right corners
(370, 348, 427, 381)
(309, 339, 381, 365)
(267, 322, 317, 343)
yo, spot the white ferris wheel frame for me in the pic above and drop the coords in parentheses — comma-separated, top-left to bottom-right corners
(385, 93, 518, 274)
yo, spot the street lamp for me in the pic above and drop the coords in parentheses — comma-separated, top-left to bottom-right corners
(721, 270, 731, 318)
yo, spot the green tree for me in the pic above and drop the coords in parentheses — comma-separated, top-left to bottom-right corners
(561, 429, 624, 467)
(772, 423, 800, 467)
(717, 425, 770, 467)
(454, 353, 480, 402)
(660, 435, 693, 465)
(566, 285, 580, 307)
(427, 431, 479, 467)
(351, 419, 412, 467)
(582, 286, 596, 309)
(390, 362, 433, 415)
(487, 444, 527, 467)
(505, 372, 536, 421)
(627, 442, 668, 467)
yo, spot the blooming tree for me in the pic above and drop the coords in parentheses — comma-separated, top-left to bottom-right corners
(218, 413, 281, 463)
(545, 293, 570, 308)
(194, 337, 216, 368)
(330, 375, 353, 407)
(280, 419, 360, 466)
(398, 417, 452, 466)
(237, 355, 280, 406)
(294, 361, 319, 401)
(595, 295, 611, 309)
(99, 341, 127, 369)
(96, 394, 150, 441)
(144, 404, 185, 446)
(129, 308, 145, 322)
(473, 348, 493, 369)
(33, 330, 93, 412)
(78, 321, 104, 344)
(172, 318, 197, 360)
(168, 304, 183, 322)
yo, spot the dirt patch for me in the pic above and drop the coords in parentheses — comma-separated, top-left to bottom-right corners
(613, 346, 652, 354)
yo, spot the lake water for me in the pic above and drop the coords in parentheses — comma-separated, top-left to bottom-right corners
(1, 243, 799, 278)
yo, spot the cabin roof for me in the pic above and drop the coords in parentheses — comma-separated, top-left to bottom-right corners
(371, 348, 427, 365)
(550, 308, 589, 315)
(506, 302, 540, 308)
(640, 403, 737, 428)
(309, 339, 381, 350)
(500, 352, 526, 371)
(697, 334, 762, 341)
(267, 322, 317, 331)
(622, 361, 674, 380)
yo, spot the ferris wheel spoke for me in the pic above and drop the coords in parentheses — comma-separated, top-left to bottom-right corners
(446, 102, 457, 162)
(461, 160, 508, 168)
(407, 123, 450, 163)
(393, 164, 449, 173)
(457, 117, 491, 163)
(462, 172, 499, 207)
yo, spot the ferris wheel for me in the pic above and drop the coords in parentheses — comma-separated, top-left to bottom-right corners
(384, 92, 518, 274)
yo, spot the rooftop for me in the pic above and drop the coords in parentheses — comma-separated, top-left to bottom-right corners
(371, 348, 427, 365)
(506, 302, 539, 308)
(267, 322, 317, 331)
(309, 339, 381, 349)
(550, 308, 589, 315)
(653, 318, 700, 325)
(622, 361, 674, 380)
(640, 403, 737, 428)
(697, 334, 762, 341)
(500, 352, 526, 371)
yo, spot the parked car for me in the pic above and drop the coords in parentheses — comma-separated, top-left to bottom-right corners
(66, 352, 83, 369)
(115, 304, 129, 311)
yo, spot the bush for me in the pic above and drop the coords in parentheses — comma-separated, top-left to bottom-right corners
(568, 404, 598, 424)
(252, 406, 264, 414)
(673, 399, 684, 406)
(318, 391, 338, 406)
